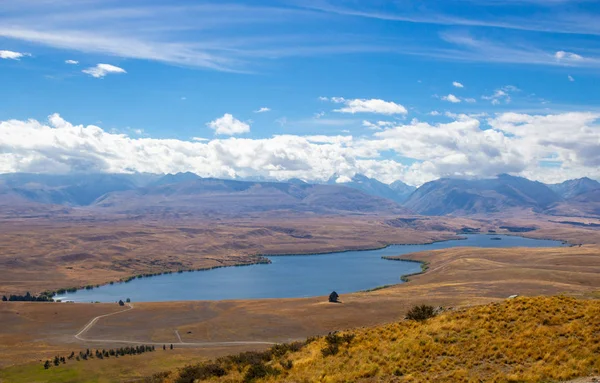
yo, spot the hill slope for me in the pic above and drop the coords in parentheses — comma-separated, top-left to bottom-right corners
(93, 177, 407, 216)
(0, 173, 157, 206)
(405, 174, 561, 216)
(156, 296, 600, 383)
(548, 177, 600, 199)
(330, 174, 416, 203)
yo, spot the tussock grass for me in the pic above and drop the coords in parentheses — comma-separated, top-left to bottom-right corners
(154, 296, 600, 382)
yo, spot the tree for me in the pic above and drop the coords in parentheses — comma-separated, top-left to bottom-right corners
(53, 356, 60, 366)
(118, 300, 125, 306)
(163, 344, 166, 350)
(44, 360, 51, 369)
(126, 298, 131, 303)
(1, 295, 7, 302)
(170, 344, 173, 350)
(328, 291, 339, 303)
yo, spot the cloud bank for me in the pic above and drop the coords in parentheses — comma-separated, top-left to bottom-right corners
(1, 112, 599, 186)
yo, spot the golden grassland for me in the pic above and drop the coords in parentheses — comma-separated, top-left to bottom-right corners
(150, 296, 600, 383)
(1, 213, 600, 382)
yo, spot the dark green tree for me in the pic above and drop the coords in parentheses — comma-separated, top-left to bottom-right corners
(170, 344, 173, 350)
(53, 356, 60, 366)
(44, 360, 51, 369)
(328, 291, 339, 303)
(118, 300, 125, 306)
(126, 298, 131, 303)
(1, 295, 7, 302)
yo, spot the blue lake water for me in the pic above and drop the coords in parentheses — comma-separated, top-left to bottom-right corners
(59, 234, 565, 302)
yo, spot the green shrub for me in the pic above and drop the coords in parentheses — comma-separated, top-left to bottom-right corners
(243, 363, 280, 382)
(176, 363, 226, 383)
(406, 304, 436, 322)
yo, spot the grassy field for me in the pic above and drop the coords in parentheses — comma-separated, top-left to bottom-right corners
(143, 296, 600, 383)
(2, 213, 600, 382)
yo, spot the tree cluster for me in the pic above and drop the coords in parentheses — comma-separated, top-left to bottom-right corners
(3, 291, 53, 302)
(43, 345, 155, 369)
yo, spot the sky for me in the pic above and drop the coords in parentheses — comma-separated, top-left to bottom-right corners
(1, 0, 599, 186)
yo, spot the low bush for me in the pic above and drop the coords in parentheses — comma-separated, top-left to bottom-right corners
(243, 363, 280, 382)
(406, 304, 436, 322)
(176, 363, 226, 383)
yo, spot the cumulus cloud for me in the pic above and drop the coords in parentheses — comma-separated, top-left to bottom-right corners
(254, 107, 271, 113)
(0, 50, 29, 60)
(82, 63, 126, 78)
(65, 59, 79, 65)
(207, 114, 250, 136)
(568, 75, 575, 82)
(324, 97, 407, 115)
(452, 81, 464, 88)
(1, 112, 600, 186)
(442, 94, 461, 103)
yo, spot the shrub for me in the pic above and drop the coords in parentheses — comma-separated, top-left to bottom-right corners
(406, 304, 436, 322)
(321, 331, 354, 357)
(176, 363, 226, 383)
(243, 363, 280, 382)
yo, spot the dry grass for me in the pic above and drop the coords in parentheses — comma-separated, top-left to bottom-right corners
(153, 296, 600, 383)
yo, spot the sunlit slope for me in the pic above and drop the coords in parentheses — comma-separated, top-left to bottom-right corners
(166, 296, 600, 383)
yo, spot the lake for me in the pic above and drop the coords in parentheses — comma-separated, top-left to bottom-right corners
(59, 234, 565, 302)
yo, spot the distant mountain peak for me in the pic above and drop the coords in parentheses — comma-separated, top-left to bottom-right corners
(405, 175, 561, 216)
(548, 177, 600, 200)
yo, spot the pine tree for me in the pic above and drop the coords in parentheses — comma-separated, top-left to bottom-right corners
(1, 295, 7, 302)
(44, 360, 51, 369)
(163, 344, 166, 350)
(170, 344, 173, 350)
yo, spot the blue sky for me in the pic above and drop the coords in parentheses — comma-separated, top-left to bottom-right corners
(0, 0, 599, 185)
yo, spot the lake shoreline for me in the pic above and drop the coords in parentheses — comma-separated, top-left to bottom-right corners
(57, 234, 566, 303)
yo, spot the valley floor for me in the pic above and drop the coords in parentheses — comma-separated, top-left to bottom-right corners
(1, 213, 600, 382)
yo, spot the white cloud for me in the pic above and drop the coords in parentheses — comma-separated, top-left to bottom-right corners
(568, 75, 575, 82)
(464, 98, 477, 103)
(0, 50, 28, 60)
(326, 97, 407, 115)
(207, 113, 250, 136)
(335, 175, 352, 183)
(362, 120, 395, 130)
(452, 81, 464, 88)
(82, 63, 126, 78)
(254, 107, 271, 113)
(65, 59, 79, 65)
(429, 111, 441, 116)
(442, 94, 461, 103)
(1, 112, 600, 187)
(555, 51, 583, 61)
(482, 86, 519, 105)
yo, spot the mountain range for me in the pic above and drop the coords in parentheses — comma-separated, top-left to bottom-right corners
(0, 172, 598, 218)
